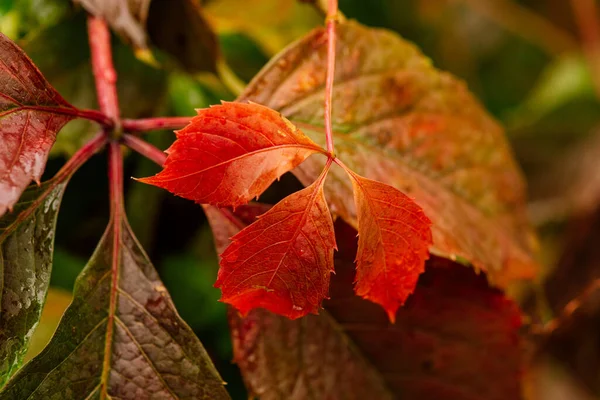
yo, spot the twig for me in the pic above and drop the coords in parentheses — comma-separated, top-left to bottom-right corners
(534, 279, 600, 337)
(122, 117, 192, 133)
(570, 0, 600, 97)
(122, 134, 167, 166)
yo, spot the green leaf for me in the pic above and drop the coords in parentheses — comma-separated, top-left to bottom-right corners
(0, 179, 68, 386)
(0, 216, 230, 399)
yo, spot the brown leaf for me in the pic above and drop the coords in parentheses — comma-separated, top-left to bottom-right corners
(238, 20, 538, 288)
(75, 0, 218, 72)
(208, 207, 525, 400)
(0, 33, 75, 217)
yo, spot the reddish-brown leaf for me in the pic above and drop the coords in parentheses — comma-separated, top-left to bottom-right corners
(139, 102, 325, 208)
(238, 20, 539, 288)
(208, 209, 525, 400)
(0, 33, 75, 216)
(215, 174, 336, 319)
(346, 169, 432, 322)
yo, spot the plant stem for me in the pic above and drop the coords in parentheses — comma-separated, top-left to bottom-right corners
(102, 140, 123, 397)
(55, 133, 108, 182)
(122, 134, 167, 166)
(122, 117, 192, 133)
(74, 108, 114, 128)
(0, 133, 107, 241)
(324, 0, 338, 156)
(108, 141, 124, 216)
(570, 0, 600, 97)
(88, 16, 120, 124)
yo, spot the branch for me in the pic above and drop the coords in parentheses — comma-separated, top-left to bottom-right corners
(570, 0, 600, 97)
(324, 0, 338, 156)
(87, 16, 120, 123)
(122, 134, 167, 166)
(535, 279, 600, 338)
(122, 116, 192, 133)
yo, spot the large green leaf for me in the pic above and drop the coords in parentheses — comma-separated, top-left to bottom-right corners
(0, 180, 68, 386)
(239, 20, 538, 287)
(0, 214, 230, 399)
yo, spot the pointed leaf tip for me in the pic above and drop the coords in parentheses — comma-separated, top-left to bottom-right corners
(138, 102, 324, 208)
(347, 171, 432, 321)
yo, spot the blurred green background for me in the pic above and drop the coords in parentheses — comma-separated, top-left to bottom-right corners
(2, 0, 599, 398)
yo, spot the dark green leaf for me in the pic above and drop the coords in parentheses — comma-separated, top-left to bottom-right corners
(0, 180, 68, 386)
(0, 216, 230, 399)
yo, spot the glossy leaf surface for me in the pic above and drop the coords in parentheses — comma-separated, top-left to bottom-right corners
(215, 177, 336, 319)
(0, 180, 67, 386)
(140, 102, 324, 208)
(239, 20, 538, 287)
(0, 217, 230, 399)
(0, 33, 75, 216)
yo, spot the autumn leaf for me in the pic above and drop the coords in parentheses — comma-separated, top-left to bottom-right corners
(343, 168, 432, 322)
(140, 102, 326, 208)
(215, 167, 336, 319)
(207, 207, 525, 400)
(75, 0, 219, 72)
(0, 214, 230, 399)
(239, 20, 539, 288)
(0, 32, 76, 217)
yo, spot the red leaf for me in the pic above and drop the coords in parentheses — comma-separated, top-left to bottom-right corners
(346, 169, 432, 322)
(211, 211, 525, 400)
(139, 102, 325, 207)
(0, 33, 75, 216)
(215, 170, 336, 319)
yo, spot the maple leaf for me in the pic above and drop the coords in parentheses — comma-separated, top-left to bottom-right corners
(139, 102, 326, 208)
(0, 33, 76, 217)
(238, 20, 539, 288)
(215, 167, 336, 319)
(207, 207, 525, 400)
(344, 168, 432, 322)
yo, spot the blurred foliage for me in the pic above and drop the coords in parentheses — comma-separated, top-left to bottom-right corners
(2, 0, 600, 398)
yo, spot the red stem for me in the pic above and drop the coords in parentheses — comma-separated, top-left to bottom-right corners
(73, 108, 114, 128)
(0, 133, 107, 241)
(108, 141, 124, 217)
(324, 0, 338, 156)
(56, 133, 108, 181)
(122, 116, 192, 133)
(122, 134, 167, 166)
(102, 140, 123, 394)
(88, 16, 120, 122)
